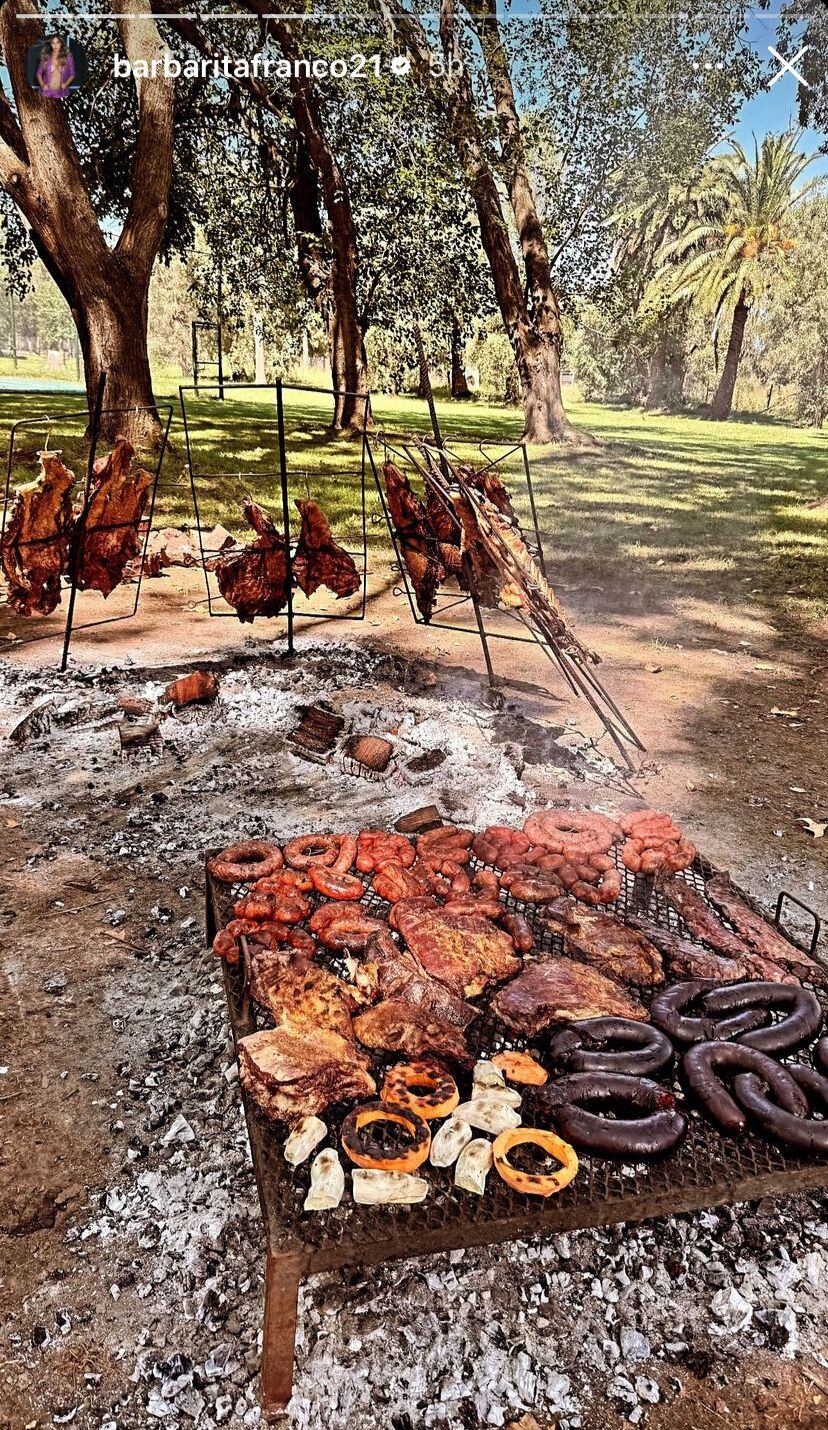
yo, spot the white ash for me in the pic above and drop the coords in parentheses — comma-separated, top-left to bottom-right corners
(1, 642, 827, 1429)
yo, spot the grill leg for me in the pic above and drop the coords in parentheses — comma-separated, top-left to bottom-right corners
(261, 1252, 302, 1419)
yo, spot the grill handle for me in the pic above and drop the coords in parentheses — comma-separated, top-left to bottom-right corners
(774, 890, 822, 960)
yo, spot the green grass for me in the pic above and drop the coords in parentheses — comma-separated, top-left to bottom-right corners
(1, 384, 826, 633)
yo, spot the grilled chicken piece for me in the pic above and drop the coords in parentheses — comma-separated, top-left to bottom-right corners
(292, 498, 360, 599)
(249, 950, 359, 1040)
(74, 437, 154, 597)
(1, 451, 75, 615)
(627, 916, 745, 983)
(239, 1025, 376, 1125)
(705, 872, 824, 985)
(382, 461, 442, 622)
(661, 876, 795, 982)
(491, 957, 647, 1036)
(361, 928, 478, 1030)
(215, 499, 289, 622)
(544, 905, 663, 988)
(393, 902, 521, 999)
(354, 997, 472, 1068)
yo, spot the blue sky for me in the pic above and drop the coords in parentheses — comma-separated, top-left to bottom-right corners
(731, 12, 828, 174)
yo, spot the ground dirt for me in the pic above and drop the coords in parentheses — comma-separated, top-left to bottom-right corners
(1, 568, 827, 1430)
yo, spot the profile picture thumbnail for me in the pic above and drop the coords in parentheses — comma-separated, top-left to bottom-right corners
(26, 35, 87, 99)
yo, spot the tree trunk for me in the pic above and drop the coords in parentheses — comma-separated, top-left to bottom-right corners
(645, 326, 668, 409)
(709, 296, 749, 421)
(253, 311, 267, 384)
(73, 273, 159, 447)
(450, 321, 470, 399)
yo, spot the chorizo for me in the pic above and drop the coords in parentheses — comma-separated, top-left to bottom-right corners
(309, 866, 364, 901)
(309, 903, 384, 951)
(500, 910, 534, 952)
(209, 839, 284, 884)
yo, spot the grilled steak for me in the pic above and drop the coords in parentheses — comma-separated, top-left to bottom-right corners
(661, 876, 795, 982)
(491, 957, 647, 1036)
(545, 905, 663, 988)
(705, 872, 825, 985)
(1, 451, 75, 615)
(292, 498, 360, 600)
(249, 950, 359, 1039)
(215, 499, 289, 622)
(362, 928, 478, 1030)
(393, 901, 521, 999)
(238, 1025, 376, 1124)
(354, 998, 472, 1068)
(627, 916, 745, 982)
(74, 437, 154, 597)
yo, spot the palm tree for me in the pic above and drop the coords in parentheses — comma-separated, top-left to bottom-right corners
(648, 133, 818, 420)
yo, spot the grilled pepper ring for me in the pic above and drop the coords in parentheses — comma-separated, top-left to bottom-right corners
(492, 1050, 548, 1085)
(341, 1100, 431, 1172)
(381, 1060, 459, 1120)
(547, 1018, 674, 1078)
(539, 1073, 687, 1158)
(702, 981, 824, 1057)
(492, 1128, 579, 1198)
(208, 840, 284, 884)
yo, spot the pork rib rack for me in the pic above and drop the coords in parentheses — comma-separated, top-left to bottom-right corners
(74, 436, 154, 598)
(215, 499, 290, 622)
(1, 451, 76, 616)
(292, 499, 360, 599)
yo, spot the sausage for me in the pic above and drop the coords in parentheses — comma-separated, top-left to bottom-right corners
(309, 866, 365, 901)
(816, 1037, 828, 1077)
(702, 981, 824, 1056)
(441, 897, 503, 920)
(356, 831, 416, 873)
(233, 891, 312, 924)
(331, 833, 358, 875)
(547, 1018, 674, 1077)
(538, 1072, 687, 1158)
(681, 1042, 808, 1134)
(473, 869, 501, 897)
(308, 903, 384, 951)
(284, 833, 340, 870)
(650, 981, 768, 1044)
(733, 1070, 828, 1155)
(208, 839, 284, 884)
(500, 911, 534, 952)
(503, 875, 564, 905)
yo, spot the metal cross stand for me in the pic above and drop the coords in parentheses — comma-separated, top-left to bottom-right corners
(0, 374, 172, 671)
(367, 325, 644, 767)
(178, 381, 370, 652)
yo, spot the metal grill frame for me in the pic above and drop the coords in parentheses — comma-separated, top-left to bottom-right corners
(205, 844, 827, 1416)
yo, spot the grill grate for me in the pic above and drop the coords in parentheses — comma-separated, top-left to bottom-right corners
(207, 846, 828, 1272)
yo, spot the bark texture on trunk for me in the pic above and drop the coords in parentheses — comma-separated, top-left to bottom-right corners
(386, 0, 575, 444)
(0, 0, 173, 447)
(709, 295, 749, 421)
(450, 321, 470, 399)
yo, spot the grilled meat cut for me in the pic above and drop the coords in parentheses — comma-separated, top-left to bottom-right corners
(362, 928, 478, 1030)
(393, 901, 521, 999)
(705, 872, 826, 985)
(238, 1025, 376, 1124)
(74, 437, 154, 597)
(382, 461, 442, 621)
(292, 499, 360, 599)
(249, 950, 359, 1039)
(353, 998, 472, 1068)
(544, 905, 663, 988)
(215, 500, 289, 622)
(661, 876, 794, 982)
(627, 916, 745, 982)
(491, 957, 647, 1036)
(1, 451, 75, 615)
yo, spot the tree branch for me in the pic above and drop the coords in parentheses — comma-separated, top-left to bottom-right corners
(114, 0, 174, 277)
